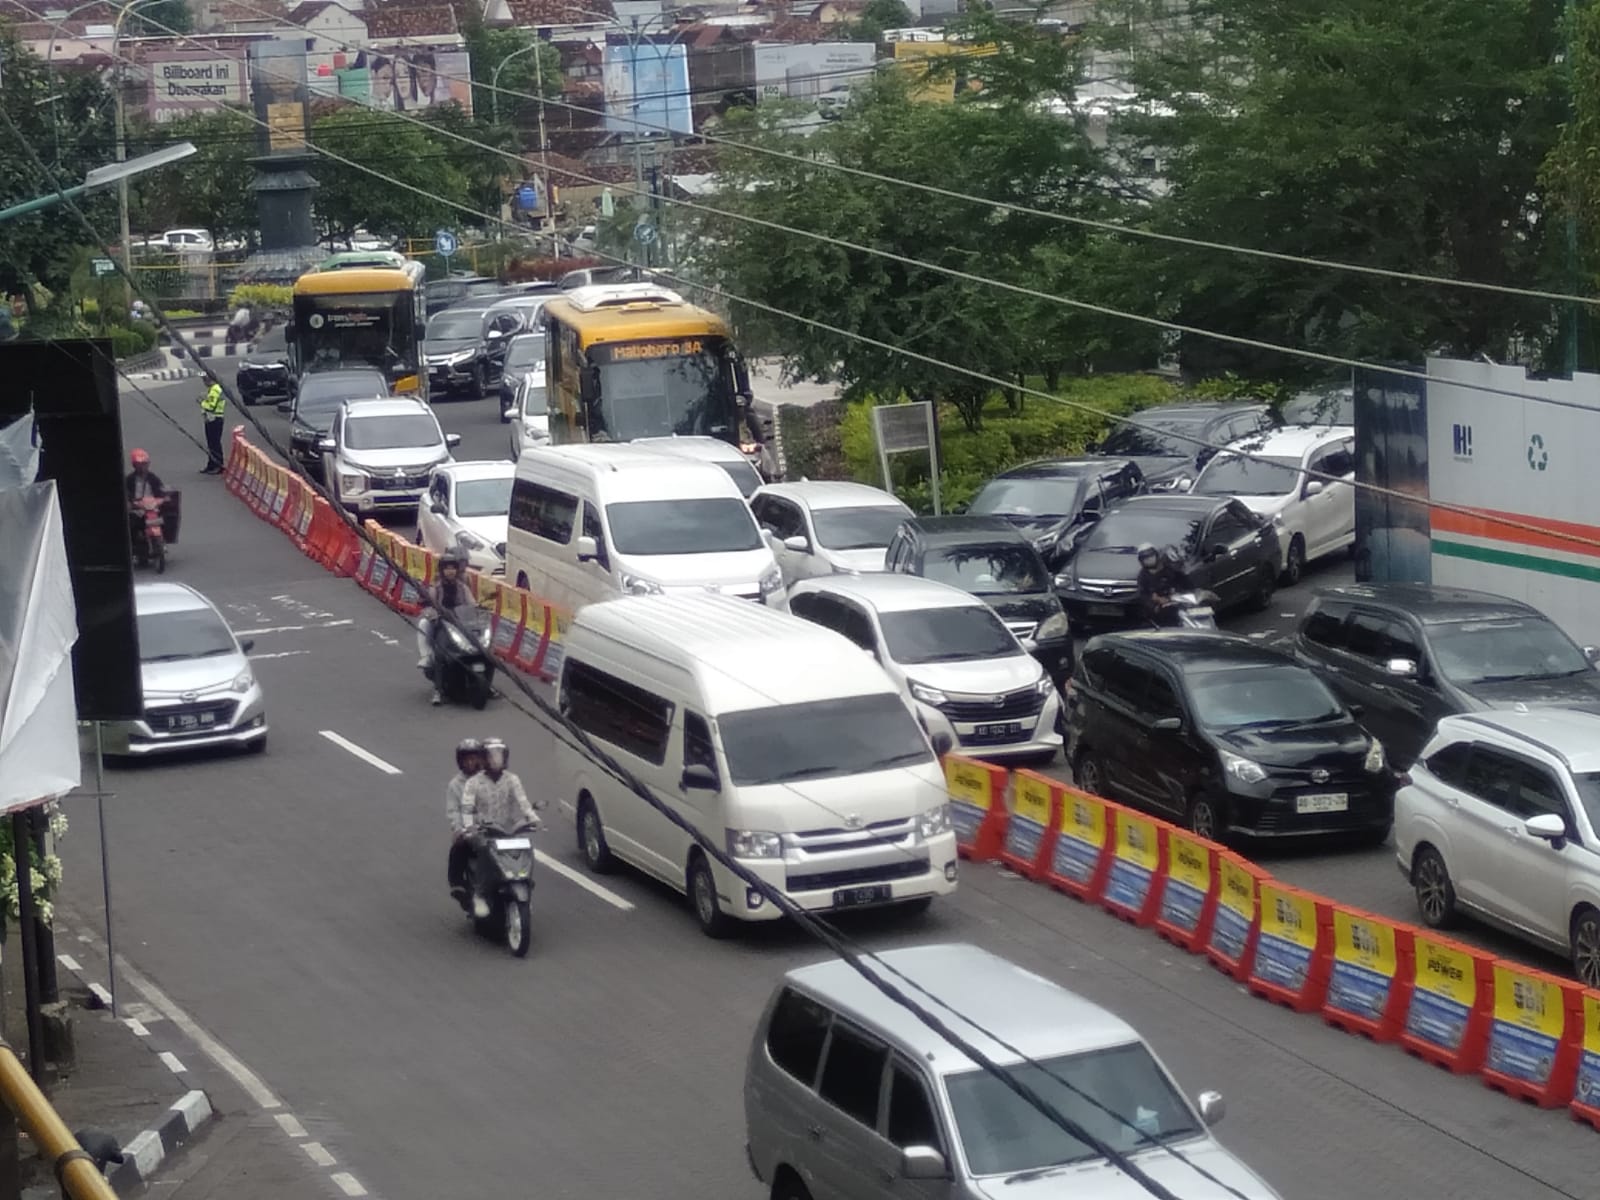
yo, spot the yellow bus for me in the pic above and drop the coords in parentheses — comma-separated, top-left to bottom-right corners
(291, 267, 425, 400)
(541, 283, 758, 449)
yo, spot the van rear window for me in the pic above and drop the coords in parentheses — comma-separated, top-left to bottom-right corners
(766, 988, 831, 1084)
(718, 694, 932, 786)
(561, 659, 674, 764)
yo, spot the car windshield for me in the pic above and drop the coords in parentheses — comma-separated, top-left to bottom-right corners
(811, 505, 908, 551)
(504, 335, 545, 370)
(605, 498, 761, 555)
(1281, 390, 1354, 426)
(427, 313, 483, 340)
(1085, 512, 1203, 556)
(943, 1043, 1200, 1178)
(970, 476, 1084, 517)
(296, 375, 387, 421)
(880, 606, 1020, 665)
(1428, 618, 1593, 684)
(137, 607, 237, 662)
(343, 414, 441, 451)
(520, 381, 548, 416)
(1193, 454, 1302, 497)
(1571, 773, 1600, 831)
(454, 477, 512, 518)
(1100, 419, 1205, 459)
(254, 327, 287, 355)
(716, 459, 763, 499)
(1189, 665, 1345, 730)
(924, 545, 1047, 595)
(717, 693, 933, 785)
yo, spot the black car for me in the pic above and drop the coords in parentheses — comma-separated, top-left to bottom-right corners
(482, 296, 549, 384)
(1054, 495, 1280, 628)
(883, 516, 1074, 687)
(966, 457, 1146, 572)
(1290, 583, 1600, 768)
(289, 368, 389, 477)
(1090, 402, 1274, 492)
(1066, 631, 1395, 843)
(236, 325, 292, 406)
(497, 331, 547, 419)
(422, 304, 497, 397)
(424, 275, 501, 316)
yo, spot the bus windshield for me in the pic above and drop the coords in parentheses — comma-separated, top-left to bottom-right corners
(294, 292, 418, 380)
(589, 337, 737, 442)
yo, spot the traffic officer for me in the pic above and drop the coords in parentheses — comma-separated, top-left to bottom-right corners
(199, 378, 226, 474)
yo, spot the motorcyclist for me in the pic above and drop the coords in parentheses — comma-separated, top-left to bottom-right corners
(126, 449, 166, 549)
(417, 552, 474, 705)
(1136, 542, 1191, 623)
(446, 737, 485, 906)
(459, 738, 540, 918)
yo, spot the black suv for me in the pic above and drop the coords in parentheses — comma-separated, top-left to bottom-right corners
(1291, 583, 1600, 768)
(1067, 632, 1395, 843)
(1090, 402, 1274, 492)
(235, 325, 292, 406)
(884, 516, 1074, 687)
(966, 457, 1145, 572)
(289, 368, 388, 477)
(423, 303, 498, 398)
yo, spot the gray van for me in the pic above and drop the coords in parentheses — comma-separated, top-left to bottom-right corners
(744, 943, 1279, 1200)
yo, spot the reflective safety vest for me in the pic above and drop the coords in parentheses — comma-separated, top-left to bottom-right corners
(200, 382, 225, 417)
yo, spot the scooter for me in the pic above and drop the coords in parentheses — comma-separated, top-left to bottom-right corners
(424, 609, 494, 709)
(129, 493, 180, 572)
(1151, 590, 1220, 630)
(460, 822, 537, 957)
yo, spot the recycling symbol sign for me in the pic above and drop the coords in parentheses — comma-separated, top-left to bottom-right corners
(1527, 433, 1548, 471)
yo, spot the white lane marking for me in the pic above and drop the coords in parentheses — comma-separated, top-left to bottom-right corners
(534, 850, 634, 911)
(160, 1050, 188, 1074)
(331, 1173, 369, 1197)
(57, 954, 81, 972)
(88, 983, 114, 1008)
(233, 619, 354, 636)
(250, 650, 311, 660)
(124, 1018, 150, 1037)
(319, 731, 404, 775)
(370, 629, 400, 646)
(275, 1113, 307, 1139)
(303, 1141, 337, 1167)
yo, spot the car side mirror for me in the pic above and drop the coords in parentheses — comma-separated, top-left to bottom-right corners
(1348, 703, 1365, 718)
(486, 328, 505, 340)
(1150, 716, 1182, 732)
(680, 763, 719, 792)
(930, 732, 954, 757)
(1525, 812, 1568, 847)
(1585, 645, 1600, 665)
(1175, 478, 1194, 493)
(900, 1146, 948, 1181)
(430, 502, 448, 515)
(1208, 542, 1229, 559)
(576, 534, 600, 563)
(1385, 657, 1419, 679)
(445, 433, 462, 448)
(503, 405, 518, 421)
(239, 638, 255, 653)
(1303, 480, 1325, 497)
(276, 400, 293, 414)
(1197, 1090, 1225, 1125)
(782, 534, 810, 553)
(317, 437, 336, 453)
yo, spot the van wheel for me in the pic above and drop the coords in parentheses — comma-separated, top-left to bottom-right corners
(1251, 565, 1276, 611)
(577, 797, 615, 874)
(688, 852, 734, 939)
(1281, 535, 1306, 586)
(1412, 845, 1456, 929)
(772, 1173, 813, 1200)
(516, 572, 530, 591)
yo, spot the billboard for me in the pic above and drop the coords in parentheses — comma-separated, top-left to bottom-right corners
(752, 43, 874, 101)
(603, 42, 692, 137)
(310, 48, 474, 115)
(145, 50, 248, 123)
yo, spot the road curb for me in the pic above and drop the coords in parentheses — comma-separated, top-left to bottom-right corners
(129, 367, 201, 382)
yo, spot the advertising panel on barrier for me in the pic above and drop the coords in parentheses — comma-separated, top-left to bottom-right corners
(513, 600, 554, 676)
(1401, 933, 1491, 1073)
(545, 607, 570, 680)
(1000, 771, 1056, 878)
(1154, 828, 1216, 951)
(1323, 907, 1413, 1041)
(491, 586, 529, 660)
(1482, 961, 1580, 1108)
(1101, 807, 1163, 926)
(1248, 883, 1331, 1012)
(1206, 852, 1263, 980)
(1575, 991, 1600, 1129)
(1043, 786, 1110, 900)
(943, 756, 1007, 861)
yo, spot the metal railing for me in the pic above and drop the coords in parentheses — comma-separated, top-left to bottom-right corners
(0, 1039, 118, 1200)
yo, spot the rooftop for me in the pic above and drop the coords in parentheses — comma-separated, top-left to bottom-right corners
(1313, 582, 1539, 625)
(1099, 630, 1295, 672)
(1218, 424, 1352, 457)
(900, 515, 1030, 545)
(133, 581, 212, 616)
(1448, 710, 1600, 775)
(439, 459, 515, 481)
(757, 480, 906, 510)
(793, 573, 989, 614)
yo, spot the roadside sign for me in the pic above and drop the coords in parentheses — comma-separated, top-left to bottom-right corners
(434, 228, 457, 257)
(633, 217, 657, 245)
(869, 401, 942, 514)
(91, 257, 116, 277)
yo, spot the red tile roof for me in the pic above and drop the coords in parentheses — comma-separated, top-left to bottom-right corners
(361, 5, 460, 38)
(504, 0, 615, 27)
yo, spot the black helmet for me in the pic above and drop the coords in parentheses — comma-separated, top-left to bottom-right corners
(455, 737, 484, 771)
(482, 737, 508, 771)
(1136, 542, 1159, 565)
(438, 552, 465, 573)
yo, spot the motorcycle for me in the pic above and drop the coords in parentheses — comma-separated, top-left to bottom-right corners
(129, 492, 180, 573)
(424, 608, 494, 709)
(460, 822, 538, 957)
(1151, 590, 1220, 630)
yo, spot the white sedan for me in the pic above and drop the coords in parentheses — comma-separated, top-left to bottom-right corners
(415, 460, 515, 575)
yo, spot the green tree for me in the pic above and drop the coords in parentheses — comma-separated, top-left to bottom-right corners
(847, 0, 914, 43)
(462, 19, 563, 123)
(1098, 0, 1568, 375)
(1540, 0, 1600, 365)
(128, 0, 191, 36)
(311, 108, 471, 244)
(126, 108, 256, 245)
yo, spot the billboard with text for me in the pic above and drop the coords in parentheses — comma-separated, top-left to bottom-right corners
(603, 42, 692, 137)
(145, 50, 248, 123)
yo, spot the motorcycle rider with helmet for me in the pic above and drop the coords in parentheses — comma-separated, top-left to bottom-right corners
(446, 737, 485, 905)
(417, 552, 474, 705)
(1136, 542, 1191, 624)
(126, 449, 167, 560)
(458, 738, 540, 918)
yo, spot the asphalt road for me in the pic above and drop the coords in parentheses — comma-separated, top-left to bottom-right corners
(52, 365, 1600, 1200)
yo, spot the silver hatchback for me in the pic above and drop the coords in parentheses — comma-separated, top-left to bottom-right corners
(102, 582, 268, 757)
(745, 943, 1279, 1200)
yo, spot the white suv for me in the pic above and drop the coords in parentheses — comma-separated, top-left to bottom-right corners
(1395, 708, 1600, 986)
(321, 397, 460, 514)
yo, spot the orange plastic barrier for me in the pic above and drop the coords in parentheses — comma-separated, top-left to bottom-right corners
(265, 463, 289, 528)
(244, 450, 268, 516)
(998, 771, 1058, 880)
(1573, 991, 1600, 1131)
(1399, 932, 1493, 1075)
(225, 426, 249, 495)
(512, 600, 554, 677)
(356, 522, 396, 598)
(943, 756, 1008, 862)
(489, 586, 529, 663)
(1099, 806, 1165, 927)
(390, 542, 432, 616)
(1481, 961, 1582, 1108)
(1247, 882, 1333, 1013)
(1153, 828, 1218, 952)
(1205, 852, 1266, 981)
(1321, 906, 1415, 1043)
(1041, 785, 1112, 902)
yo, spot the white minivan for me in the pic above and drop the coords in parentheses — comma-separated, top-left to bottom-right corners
(555, 594, 960, 936)
(504, 443, 786, 612)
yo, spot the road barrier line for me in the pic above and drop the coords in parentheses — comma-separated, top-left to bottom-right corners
(318, 730, 404, 775)
(534, 850, 635, 911)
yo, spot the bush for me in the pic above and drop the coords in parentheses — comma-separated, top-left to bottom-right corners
(229, 283, 292, 311)
(107, 324, 157, 358)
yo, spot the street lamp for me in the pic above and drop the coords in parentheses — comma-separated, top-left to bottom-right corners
(0, 141, 197, 224)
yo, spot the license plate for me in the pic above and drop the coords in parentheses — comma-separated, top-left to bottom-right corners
(975, 722, 1023, 738)
(832, 884, 891, 908)
(493, 838, 532, 851)
(1089, 603, 1124, 617)
(1186, 607, 1214, 620)
(1296, 792, 1349, 814)
(170, 713, 215, 730)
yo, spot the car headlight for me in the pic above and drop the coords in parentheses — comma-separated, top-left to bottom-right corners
(339, 473, 366, 492)
(918, 803, 952, 839)
(455, 530, 488, 552)
(450, 350, 476, 365)
(1035, 612, 1070, 641)
(1364, 739, 1386, 773)
(1220, 750, 1268, 785)
(758, 566, 784, 596)
(1054, 564, 1078, 590)
(231, 669, 253, 692)
(1034, 674, 1055, 695)
(909, 680, 948, 706)
(621, 572, 663, 595)
(726, 829, 783, 858)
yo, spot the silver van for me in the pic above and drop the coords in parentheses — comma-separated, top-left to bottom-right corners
(744, 943, 1280, 1200)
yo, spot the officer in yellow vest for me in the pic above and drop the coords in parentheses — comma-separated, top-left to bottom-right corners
(199, 379, 226, 474)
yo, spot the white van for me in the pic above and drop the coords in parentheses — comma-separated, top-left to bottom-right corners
(505, 443, 786, 612)
(555, 594, 960, 936)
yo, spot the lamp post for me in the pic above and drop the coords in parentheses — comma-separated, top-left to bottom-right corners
(111, 0, 159, 307)
(0, 142, 197, 224)
(490, 38, 544, 125)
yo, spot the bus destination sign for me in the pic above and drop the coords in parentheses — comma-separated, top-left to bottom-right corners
(603, 338, 705, 361)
